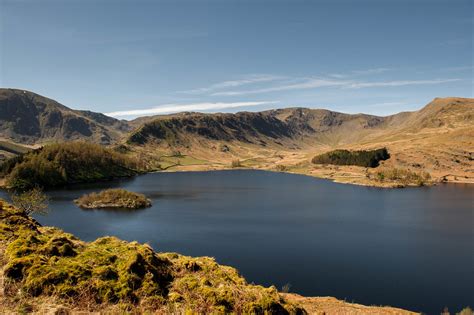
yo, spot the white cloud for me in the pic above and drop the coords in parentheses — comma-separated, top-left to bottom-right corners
(346, 78, 461, 89)
(211, 77, 461, 96)
(106, 101, 279, 118)
(329, 67, 391, 78)
(212, 78, 349, 96)
(179, 74, 285, 94)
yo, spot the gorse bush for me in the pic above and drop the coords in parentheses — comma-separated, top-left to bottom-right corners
(3, 142, 140, 190)
(312, 148, 390, 168)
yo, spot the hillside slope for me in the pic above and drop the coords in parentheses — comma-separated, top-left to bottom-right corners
(1, 89, 472, 186)
(128, 98, 473, 149)
(0, 89, 130, 144)
(126, 97, 474, 186)
(127, 108, 388, 148)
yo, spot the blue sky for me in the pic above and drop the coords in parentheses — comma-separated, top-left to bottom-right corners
(0, 0, 472, 119)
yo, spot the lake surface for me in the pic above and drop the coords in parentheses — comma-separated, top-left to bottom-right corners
(2, 170, 473, 313)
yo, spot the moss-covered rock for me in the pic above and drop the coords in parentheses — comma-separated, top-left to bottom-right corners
(0, 199, 305, 314)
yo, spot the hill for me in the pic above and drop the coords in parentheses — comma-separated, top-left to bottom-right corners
(0, 89, 131, 145)
(127, 97, 473, 186)
(1, 142, 139, 189)
(1, 89, 472, 187)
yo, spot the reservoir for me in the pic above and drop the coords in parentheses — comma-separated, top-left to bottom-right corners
(2, 170, 472, 313)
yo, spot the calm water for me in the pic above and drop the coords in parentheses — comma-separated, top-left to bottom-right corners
(2, 170, 473, 313)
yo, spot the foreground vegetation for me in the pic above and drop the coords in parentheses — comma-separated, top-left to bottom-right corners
(0, 200, 304, 314)
(0, 142, 140, 190)
(312, 148, 390, 168)
(75, 188, 151, 209)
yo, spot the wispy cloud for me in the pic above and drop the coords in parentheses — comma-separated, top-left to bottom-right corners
(179, 74, 285, 94)
(440, 65, 473, 72)
(211, 77, 461, 96)
(346, 78, 461, 89)
(211, 78, 348, 96)
(106, 101, 278, 118)
(329, 67, 391, 78)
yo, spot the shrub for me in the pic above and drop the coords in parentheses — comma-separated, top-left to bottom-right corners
(374, 168, 432, 186)
(276, 165, 288, 172)
(231, 160, 242, 168)
(10, 188, 49, 216)
(312, 148, 390, 168)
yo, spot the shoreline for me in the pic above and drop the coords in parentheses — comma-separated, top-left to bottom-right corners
(159, 165, 447, 189)
(2, 166, 472, 191)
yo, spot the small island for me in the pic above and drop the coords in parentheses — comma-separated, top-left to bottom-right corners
(74, 188, 151, 209)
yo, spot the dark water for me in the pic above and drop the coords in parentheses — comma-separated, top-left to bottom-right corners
(2, 170, 473, 313)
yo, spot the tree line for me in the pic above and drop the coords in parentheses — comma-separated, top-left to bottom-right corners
(312, 148, 390, 168)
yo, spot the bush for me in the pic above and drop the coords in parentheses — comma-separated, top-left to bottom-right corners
(10, 188, 49, 216)
(231, 160, 242, 168)
(374, 168, 432, 186)
(276, 165, 288, 172)
(3, 142, 140, 189)
(312, 148, 390, 168)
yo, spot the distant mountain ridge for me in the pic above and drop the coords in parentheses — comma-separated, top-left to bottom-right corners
(127, 97, 473, 148)
(0, 88, 472, 151)
(0, 89, 130, 144)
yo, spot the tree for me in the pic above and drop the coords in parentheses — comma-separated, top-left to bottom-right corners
(11, 187, 49, 216)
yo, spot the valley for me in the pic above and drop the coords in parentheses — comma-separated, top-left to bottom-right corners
(0, 88, 473, 188)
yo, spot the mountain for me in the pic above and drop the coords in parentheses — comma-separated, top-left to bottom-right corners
(0, 89, 131, 144)
(127, 109, 388, 148)
(1, 89, 472, 185)
(127, 98, 473, 148)
(126, 97, 474, 185)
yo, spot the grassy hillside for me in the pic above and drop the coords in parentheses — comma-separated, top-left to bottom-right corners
(1, 142, 139, 189)
(0, 200, 304, 314)
(126, 97, 473, 187)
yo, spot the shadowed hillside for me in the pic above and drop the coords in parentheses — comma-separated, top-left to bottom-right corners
(0, 89, 131, 145)
(126, 97, 473, 186)
(128, 98, 473, 150)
